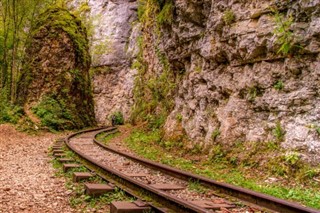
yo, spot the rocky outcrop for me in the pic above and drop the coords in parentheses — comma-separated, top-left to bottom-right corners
(136, 0, 320, 162)
(18, 8, 96, 130)
(63, 0, 320, 162)
(68, 0, 139, 124)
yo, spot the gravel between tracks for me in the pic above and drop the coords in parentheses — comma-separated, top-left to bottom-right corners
(0, 124, 74, 213)
(70, 129, 257, 213)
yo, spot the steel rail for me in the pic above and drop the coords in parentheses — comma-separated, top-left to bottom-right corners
(65, 127, 211, 213)
(93, 128, 320, 213)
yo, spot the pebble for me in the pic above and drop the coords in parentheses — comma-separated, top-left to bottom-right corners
(0, 124, 74, 212)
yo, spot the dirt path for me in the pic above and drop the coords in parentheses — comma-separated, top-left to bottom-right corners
(0, 124, 75, 213)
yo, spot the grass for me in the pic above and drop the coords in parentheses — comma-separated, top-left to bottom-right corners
(124, 128, 320, 209)
(273, 121, 285, 142)
(96, 131, 120, 145)
(188, 180, 208, 194)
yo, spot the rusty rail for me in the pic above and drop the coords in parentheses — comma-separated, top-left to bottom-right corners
(65, 127, 211, 213)
(93, 128, 320, 213)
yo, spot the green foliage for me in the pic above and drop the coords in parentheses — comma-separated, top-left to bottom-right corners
(211, 129, 220, 141)
(137, 0, 158, 26)
(96, 131, 120, 145)
(273, 121, 285, 141)
(125, 129, 162, 160)
(125, 128, 320, 209)
(247, 86, 258, 101)
(274, 80, 284, 90)
(176, 114, 182, 123)
(284, 152, 300, 166)
(0, 103, 24, 124)
(131, 38, 177, 129)
(32, 96, 75, 131)
(190, 144, 202, 154)
(0, 90, 23, 124)
(209, 145, 226, 163)
(33, 7, 90, 67)
(188, 180, 207, 194)
(273, 12, 294, 55)
(111, 111, 124, 125)
(302, 169, 320, 179)
(223, 9, 236, 25)
(156, 0, 173, 25)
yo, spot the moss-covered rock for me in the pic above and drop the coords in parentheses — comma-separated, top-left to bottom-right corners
(17, 7, 96, 130)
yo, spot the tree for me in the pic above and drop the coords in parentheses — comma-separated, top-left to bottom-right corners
(0, 0, 53, 102)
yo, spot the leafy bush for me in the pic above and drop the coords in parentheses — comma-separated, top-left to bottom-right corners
(0, 104, 24, 124)
(111, 111, 124, 125)
(32, 96, 74, 131)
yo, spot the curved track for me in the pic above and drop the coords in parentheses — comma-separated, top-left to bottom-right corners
(62, 127, 319, 213)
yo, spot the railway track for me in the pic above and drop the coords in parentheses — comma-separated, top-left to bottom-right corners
(52, 127, 319, 213)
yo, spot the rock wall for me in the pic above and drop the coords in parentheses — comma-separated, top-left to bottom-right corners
(136, 0, 320, 162)
(69, 0, 139, 124)
(66, 0, 320, 162)
(18, 8, 96, 130)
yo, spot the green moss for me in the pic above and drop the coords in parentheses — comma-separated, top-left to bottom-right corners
(156, 0, 173, 25)
(32, 96, 75, 131)
(32, 7, 90, 67)
(17, 7, 96, 130)
(223, 9, 236, 25)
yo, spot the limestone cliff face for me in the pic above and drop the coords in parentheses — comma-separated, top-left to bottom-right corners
(68, 0, 139, 124)
(69, 0, 320, 162)
(135, 0, 320, 162)
(18, 8, 96, 130)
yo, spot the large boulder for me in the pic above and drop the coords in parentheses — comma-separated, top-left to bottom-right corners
(18, 7, 96, 130)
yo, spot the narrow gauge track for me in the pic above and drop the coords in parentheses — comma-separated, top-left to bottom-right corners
(65, 127, 319, 213)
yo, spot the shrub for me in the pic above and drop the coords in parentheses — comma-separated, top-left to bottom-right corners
(32, 96, 74, 131)
(0, 104, 24, 124)
(111, 111, 124, 125)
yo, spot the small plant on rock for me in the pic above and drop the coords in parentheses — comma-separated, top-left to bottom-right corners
(316, 127, 320, 135)
(211, 129, 221, 141)
(176, 114, 183, 123)
(273, 11, 295, 55)
(247, 86, 257, 102)
(223, 9, 236, 25)
(156, 0, 173, 25)
(274, 80, 284, 90)
(273, 121, 285, 142)
(284, 152, 300, 167)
